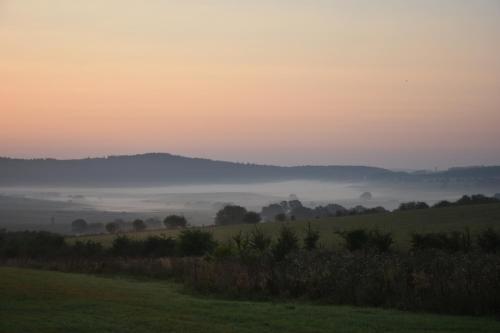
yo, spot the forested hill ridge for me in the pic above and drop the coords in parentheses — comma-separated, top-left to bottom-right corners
(0, 153, 499, 186)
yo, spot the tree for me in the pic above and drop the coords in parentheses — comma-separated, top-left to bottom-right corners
(163, 215, 187, 229)
(360, 192, 373, 201)
(243, 211, 261, 224)
(71, 219, 88, 234)
(215, 205, 247, 225)
(105, 222, 119, 234)
(274, 213, 287, 222)
(132, 219, 147, 232)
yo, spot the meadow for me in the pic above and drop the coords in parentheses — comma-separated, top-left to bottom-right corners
(1, 267, 500, 333)
(71, 203, 500, 250)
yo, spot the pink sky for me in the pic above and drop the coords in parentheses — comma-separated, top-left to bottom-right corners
(1, 1, 499, 168)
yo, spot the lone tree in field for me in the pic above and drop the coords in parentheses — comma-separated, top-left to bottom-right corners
(105, 222, 119, 234)
(132, 219, 147, 232)
(243, 211, 261, 224)
(215, 205, 247, 225)
(163, 215, 187, 229)
(71, 219, 88, 234)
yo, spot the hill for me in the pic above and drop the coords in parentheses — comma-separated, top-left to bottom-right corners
(1, 153, 499, 187)
(1, 267, 499, 333)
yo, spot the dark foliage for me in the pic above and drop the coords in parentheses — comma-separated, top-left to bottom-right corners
(273, 225, 299, 261)
(0, 231, 66, 258)
(71, 219, 88, 234)
(398, 201, 429, 211)
(411, 230, 472, 253)
(215, 205, 247, 225)
(274, 213, 287, 222)
(105, 222, 120, 234)
(477, 228, 500, 253)
(177, 230, 216, 256)
(132, 219, 147, 232)
(303, 223, 320, 250)
(242, 211, 261, 224)
(335, 229, 393, 253)
(164, 215, 187, 229)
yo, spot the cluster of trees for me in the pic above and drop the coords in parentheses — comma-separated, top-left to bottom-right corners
(260, 199, 387, 222)
(71, 215, 188, 235)
(400, 194, 500, 211)
(214, 205, 261, 226)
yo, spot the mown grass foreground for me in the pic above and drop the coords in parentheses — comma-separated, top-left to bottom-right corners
(1, 267, 500, 333)
(71, 203, 500, 250)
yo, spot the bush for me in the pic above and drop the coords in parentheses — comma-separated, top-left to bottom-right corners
(132, 219, 147, 232)
(411, 230, 471, 253)
(303, 222, 320, 250)
(71, 240, 104, 257)
(273, 225, 299, 261)
(248, 227, 272, 253)
(335, 229, 393, 253)
(178, 230, 216, 256)
(477, 228, 500, 253)
(164, 215, 187, 229)
(111, 236, 142, 257)
(0, 231, 66, 259)
(335, 229, 369, 252)
(142, 236, 176, 257)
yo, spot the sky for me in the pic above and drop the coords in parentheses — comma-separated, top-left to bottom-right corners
(1, 0, 499, 169)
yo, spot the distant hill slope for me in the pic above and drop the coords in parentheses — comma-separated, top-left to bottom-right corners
(0, 153, 499, 186)
(0, 153, 395, 186)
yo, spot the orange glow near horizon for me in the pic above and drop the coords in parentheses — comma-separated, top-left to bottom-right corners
(1, 1, 500, 168)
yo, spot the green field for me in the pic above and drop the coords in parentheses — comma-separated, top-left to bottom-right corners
(71, 203, 500, 250)
(1, 267, 500, 333)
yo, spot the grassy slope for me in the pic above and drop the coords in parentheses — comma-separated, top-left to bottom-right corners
(72, 203, 500, 250)
(1, 267, 500, 333)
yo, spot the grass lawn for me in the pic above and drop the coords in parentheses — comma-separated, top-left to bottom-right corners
(70, 203, 500, 250)
(1, 267, 500, 333)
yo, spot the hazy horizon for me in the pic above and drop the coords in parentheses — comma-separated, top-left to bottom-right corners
(2, 1, 500, 169)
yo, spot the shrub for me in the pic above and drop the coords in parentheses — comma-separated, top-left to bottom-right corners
(303, 222, 320, 250)
(335, 229, 393, 253)
(477, 228, 500, 253)
(0, 231, 66, 259)
(111, 236, 142, 257)
(248, 227, 272, 253)
(368, 229, 393, 253)
(71, 240, 104, 257)
(164, 215, 187, 229)
(411, 230, 471, 253)
(142, 236, 176, 257)
(335, 229, 369, 252)
(273, 225, 299, 261)
(132, 219, 147, 232)
(178, 230, 216, 256)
